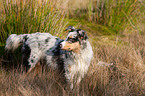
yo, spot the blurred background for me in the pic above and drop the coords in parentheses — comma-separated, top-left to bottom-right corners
(0, 0, 145, 95)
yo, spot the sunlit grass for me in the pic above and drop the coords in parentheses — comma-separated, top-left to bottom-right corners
(0, 0, 67, 45)
(67, 0, 144, 34)
(0, 0, 145, 95)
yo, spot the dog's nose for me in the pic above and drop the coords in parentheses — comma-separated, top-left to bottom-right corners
(59, 43, 62, 48)
(59, 41, 65, 49)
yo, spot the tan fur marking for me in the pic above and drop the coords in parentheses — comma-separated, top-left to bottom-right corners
(69, 36, 73, 38)
(61, 41, 81, 53)
(68, 65, 71, 72)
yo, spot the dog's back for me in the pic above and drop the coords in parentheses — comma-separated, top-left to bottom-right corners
(5, 32, 64, 70)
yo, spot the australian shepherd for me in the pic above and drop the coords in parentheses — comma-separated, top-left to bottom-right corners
(5, 26, 93, 89)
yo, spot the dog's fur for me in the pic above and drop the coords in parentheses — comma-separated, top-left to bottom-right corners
(5, 26, 93, 89)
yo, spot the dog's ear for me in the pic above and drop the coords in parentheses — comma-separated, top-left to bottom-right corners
(65, 26, 76, 32)
(77, 29, 88, 40)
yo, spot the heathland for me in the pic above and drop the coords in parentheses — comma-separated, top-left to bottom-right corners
(0, 0, 145, 95)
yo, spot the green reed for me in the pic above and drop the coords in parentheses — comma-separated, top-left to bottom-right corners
(0, 0, 66, 45)
(68, 0, 144, 34)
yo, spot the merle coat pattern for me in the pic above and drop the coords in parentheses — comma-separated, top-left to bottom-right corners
(5, 26, 93, 89)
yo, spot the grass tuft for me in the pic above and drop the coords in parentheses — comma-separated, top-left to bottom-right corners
(0, 0, 67, 44)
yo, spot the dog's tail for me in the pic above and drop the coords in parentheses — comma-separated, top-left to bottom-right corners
(5, 34, 26, 51)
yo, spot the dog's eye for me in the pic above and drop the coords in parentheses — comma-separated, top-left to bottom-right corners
(67, 37, 73, 41)
(67, 38, 73, 44)
(73, 36, 76, 38)
(68, 41, 72, 44)
(67, 37, 78, 43)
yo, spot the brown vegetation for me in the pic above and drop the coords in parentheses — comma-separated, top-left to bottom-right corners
(0, 0, 145, 96)
(0, 29, 145, 96)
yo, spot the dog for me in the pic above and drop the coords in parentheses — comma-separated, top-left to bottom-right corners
(5, 26, 93, 89)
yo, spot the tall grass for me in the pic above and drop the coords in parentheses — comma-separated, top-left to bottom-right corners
(0, 29, 144, 96)
(0, 0, 145, 95)
(0, 0, 67, 45)
(67, 0, 144, 34)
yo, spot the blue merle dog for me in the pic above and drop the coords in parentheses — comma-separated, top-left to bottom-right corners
(5, 26, 93, 89)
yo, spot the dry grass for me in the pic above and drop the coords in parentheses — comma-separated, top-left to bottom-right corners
(0, 0, 145, 96)
(0, 29, 145, 96)
(0, 67, 68, 96)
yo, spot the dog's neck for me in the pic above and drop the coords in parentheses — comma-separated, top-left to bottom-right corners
(65, 40, 93, 66)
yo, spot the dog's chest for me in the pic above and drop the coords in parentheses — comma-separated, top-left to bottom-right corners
(66, 54, 90, 78)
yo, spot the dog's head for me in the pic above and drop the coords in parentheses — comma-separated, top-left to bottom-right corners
(60, 28, 88, 53)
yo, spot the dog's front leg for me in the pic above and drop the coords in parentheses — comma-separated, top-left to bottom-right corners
(23, 62, 42, 79)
